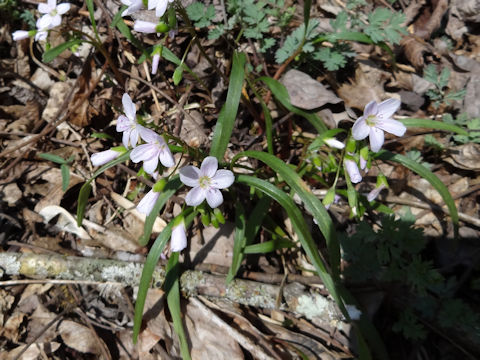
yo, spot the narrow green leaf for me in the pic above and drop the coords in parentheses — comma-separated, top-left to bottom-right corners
(90, 132, 114, 140)
(165, 253, 191, 360)
(244, 238, 295, 254)
(42, 39, 82, 63)
(85, 0, 98, 39)
(210, 52, 246, 160)
(38, 152, 67, 164)
(399, 118, 468, 135)
(237, 174, 386, 359)
(133, 222, 173, 343)
(110, 6, 127, 28)
(139, 176, 183, 246)
(173, 66, 184, 85)
(244, 196, 271, 246)
(236, 151, 340, 278)
(76, 151, 131, 226)
(375, 150, 459, 237)
(115, 15, 144, 50)
(162, 46, 199, 80)
(60, 164, 70, 192)
(226, 202, 246, 284)
(259, 77, 327, 134)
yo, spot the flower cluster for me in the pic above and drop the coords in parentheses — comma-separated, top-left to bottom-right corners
(12, 0, 71, 42)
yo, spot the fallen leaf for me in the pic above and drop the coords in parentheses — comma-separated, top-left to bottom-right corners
(38, 205, 91, 240)
(281, 69, 342, 110)
(59, 320, 103, 354)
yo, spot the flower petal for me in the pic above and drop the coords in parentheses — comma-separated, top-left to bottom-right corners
(139, 127, 160, 143)
(12, 30, 29, 41)
(155, 0, 168, 17)
(48, 0, 57, 9)
(200, 156, 218, 178)
(369, 127, 385, 152)
(170, 222, 187, 252)
(351, 116, 370, 140)
(206, 188, 223, 208)
(179, 166, 200, 187)
(136, 189, 160, 215)
(376, 119, 406, 137)
(363, 100, 378, 116)
(345, 159, 362, 184)
(35, 31, 48, 41)
(56, 3, 71, 15)
(143, 156, 159, 174)
(147, 0, 157, 10)
(185, 186, 206, 206)
(91, 149, 120, 166)
(211, 170, 234, 189)
(50, 14, 62, 28)
(130, 144, 157, 162)
(122, 93, 136, 121)
(377, 98, 401, 120)
(130, 127, 140, 148)
(159, 146, 175, 168)
(36, 15, 51, 30)
(122, 130, 130, 148)
(133, 20, 157, 33)
(324, 138, 345, 149)
(151, 53, 160, 75)
(367, 184, 386, 202)
(38, 3, 51, 13)
(116, 114, 131, 132)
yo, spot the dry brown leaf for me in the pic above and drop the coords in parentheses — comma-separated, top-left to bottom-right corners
(337, 61, 394, 110)
(281, 69, 342, 110)
(413, 0, 449, 39)
(401, 36, 428, 69)
(3, 342, 60, 360)
(445, 143, 480, 170)
(26, 303, 58, 343)
(59, 320, 103, 354)
(189, 221, 235, 267)
(38, 205, 91, 239)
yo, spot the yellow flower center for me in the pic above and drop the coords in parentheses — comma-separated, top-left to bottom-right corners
(199, 175, 211, 189)
(365, 115, 377, 127)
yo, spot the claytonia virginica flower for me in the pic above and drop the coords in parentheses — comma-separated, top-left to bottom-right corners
(121, 0, 144, 17)
(179, 156, 235, 208)
(345, 159, 362, 184)
(367, 184, 386, 202)
(352, 99, 406, 152)
(130, 128, 175, 174)
(116, 93, 145, 148)
(12, 30, 30, 41)
(136, 189, 160, 215)
(151, 53, 160, 74)
(324, 138, 345, 149)
(170, 220, 187, 252)
(148, 0, 174, 18)
(91, 148, 123, 166)
(37, 0, 71, 30)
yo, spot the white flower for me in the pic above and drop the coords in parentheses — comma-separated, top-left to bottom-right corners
(345, 304, 362, 321)
(12, 30, 30, 41)
(344, 159, 362, 184)
(133, 20, 158, 34)
(37, 0, 71, 30)
(35, 30, 48, 41)
(148, 0, 173, 18)
(136, 189, 160, 215)
(352, 99, 406, 152)
(170, 220, 187, 252)
(324, 138, 345, 149)
(121, 0, 144, 17)
(179, 156, 234, 208)
(151, 53, 160, 75)
(130, 128, 175, 173)
(91, 149, 121, 166)
(116, 93, 145, 148)
(367, 184, 386, 202)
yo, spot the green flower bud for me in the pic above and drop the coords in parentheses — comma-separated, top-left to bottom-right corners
(213, 208, 225, 224)
(153, 178, 167, 192)
(155, 22, 170, 33)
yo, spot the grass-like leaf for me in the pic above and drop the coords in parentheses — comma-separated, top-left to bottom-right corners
(76, 151, 131, 226)
(243, 238, 295, 254)
(210, 52, 246, 160)
(132, 222, 173, 344)
(258, 77, 327, 134)
(42, 39, 82, 63)
(60, 164, 70, 192)
(38, 152, 67, 164)
(237, 151, 340, 278)
(375, 150, 459, 237)
(139, 176, 183, 246)
(399, 118, 468, 135)
(85, 0, 99, 41)
(165, 252, 191, 360)
(226, 202, 246, 284)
